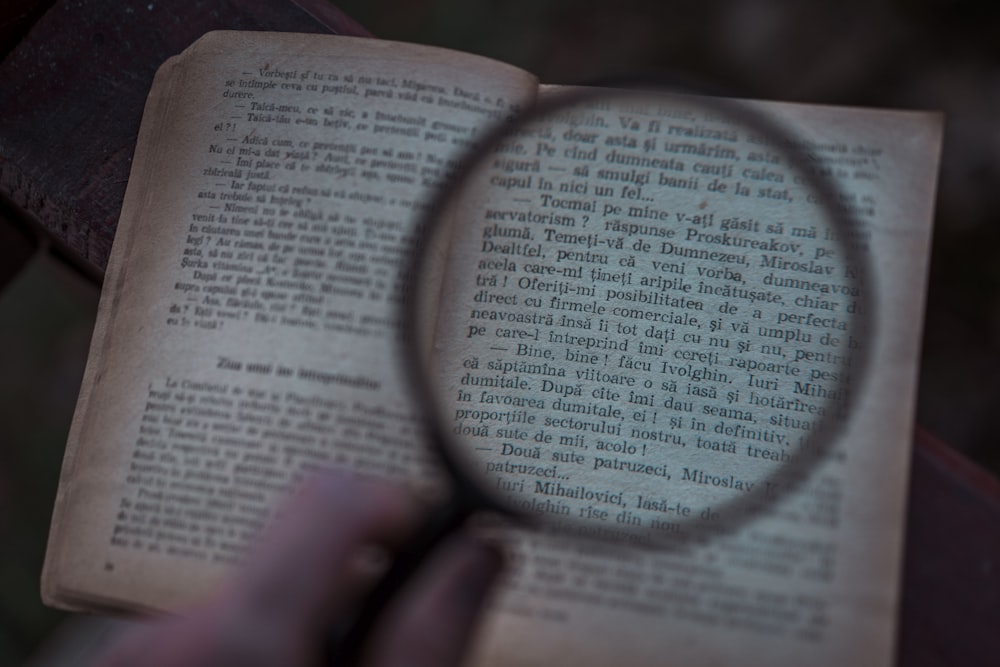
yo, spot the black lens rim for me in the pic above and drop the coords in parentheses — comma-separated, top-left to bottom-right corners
(401, 83, 876, 544)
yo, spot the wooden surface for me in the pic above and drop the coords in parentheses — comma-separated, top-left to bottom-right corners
(0, 2, 997, 664)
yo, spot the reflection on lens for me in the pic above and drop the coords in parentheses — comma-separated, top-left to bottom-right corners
(411, 88, 868, 546)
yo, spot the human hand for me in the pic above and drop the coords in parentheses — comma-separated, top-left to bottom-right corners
(95, 475, 502, 667)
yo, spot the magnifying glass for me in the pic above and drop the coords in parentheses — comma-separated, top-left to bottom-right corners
(330, 84, 872, 663)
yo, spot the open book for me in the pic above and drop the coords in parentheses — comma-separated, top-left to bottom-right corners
(43, 32, 942, 667)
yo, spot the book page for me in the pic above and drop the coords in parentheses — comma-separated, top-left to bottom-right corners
(428, 86, 942, 667)
(44, 30, 941, 667)
(42, 31, 537, 612)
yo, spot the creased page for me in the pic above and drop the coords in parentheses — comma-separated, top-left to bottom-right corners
(432, 86, 941, 667)
(43, 31, 537, 612)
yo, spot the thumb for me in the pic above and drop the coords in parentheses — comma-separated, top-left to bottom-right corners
(363, 535, 503, 667)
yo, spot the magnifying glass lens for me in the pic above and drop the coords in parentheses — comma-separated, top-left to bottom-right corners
(409, 87, 867, 545)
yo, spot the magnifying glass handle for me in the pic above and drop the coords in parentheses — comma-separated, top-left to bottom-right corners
(326, 493, 473, 666)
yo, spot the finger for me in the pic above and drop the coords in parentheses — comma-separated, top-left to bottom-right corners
(364, 535, 503, 667)
(230, 473, 418, 630)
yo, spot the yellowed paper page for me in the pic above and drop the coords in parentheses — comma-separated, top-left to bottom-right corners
(42, 31, 537, 612)
(438, 86, 941, 667)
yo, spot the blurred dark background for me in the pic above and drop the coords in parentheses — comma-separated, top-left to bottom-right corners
(2, 0, 999, 663)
